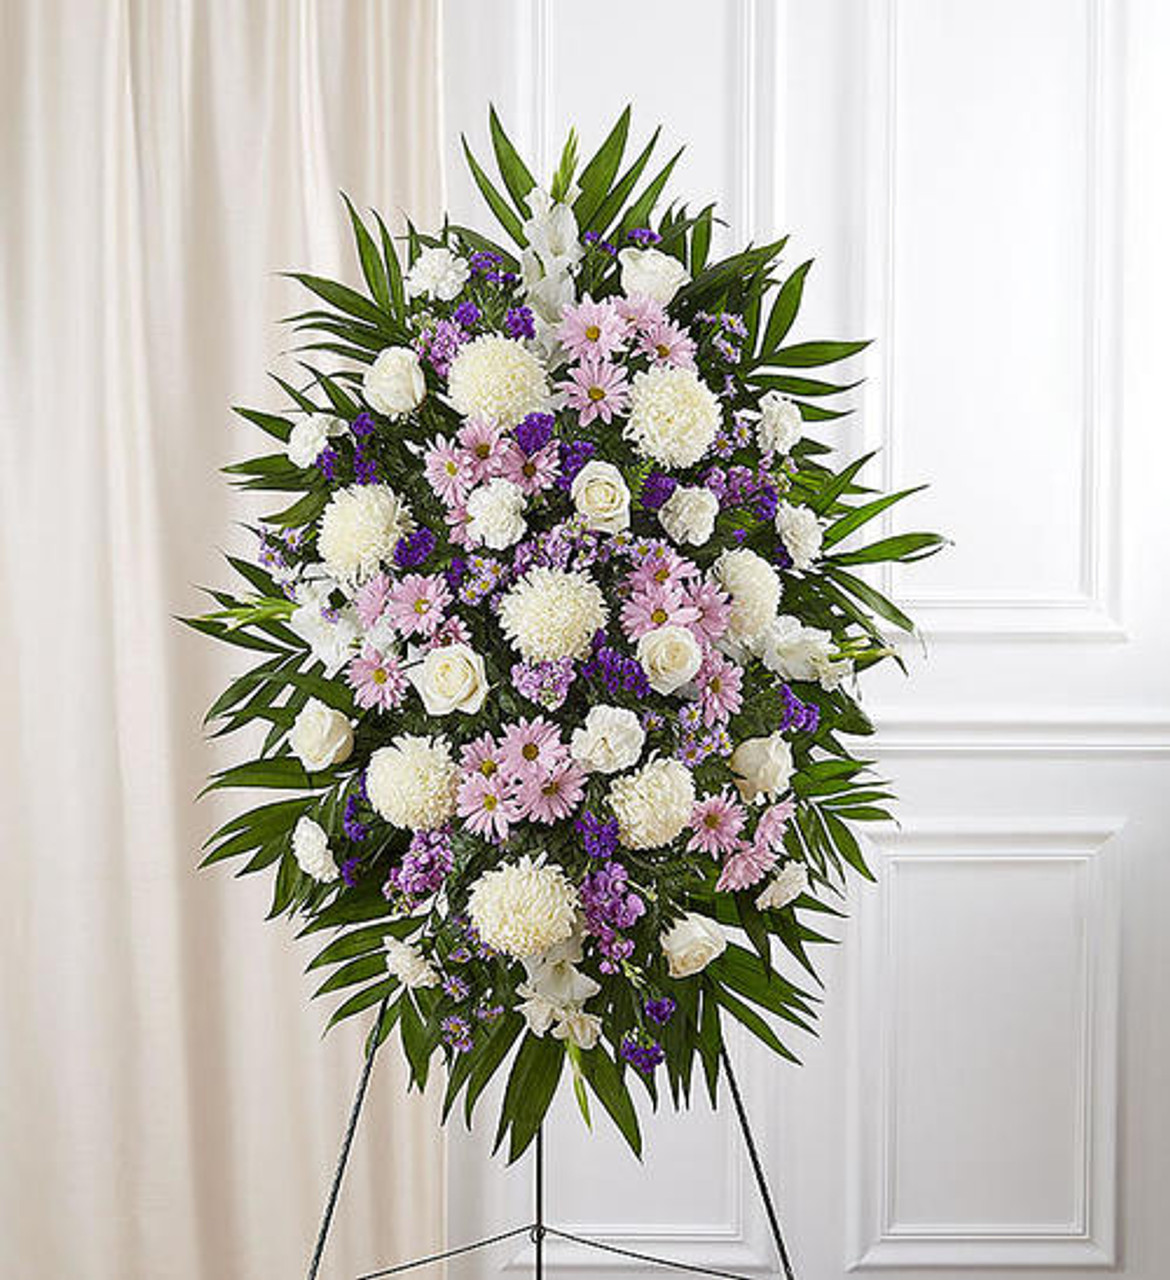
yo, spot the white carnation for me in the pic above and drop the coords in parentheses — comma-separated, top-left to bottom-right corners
(570, 705, 645, 775)
(318, 484, 413, 584)
(636, 625, 702, 695)
(466, 477, 527, 549)
(291, 816, 339, 883)
(405, 246, 470, 302)
(468, 856, 579, 959)
(658, 485, 719, 546)
(730, 732, 795, 804)
(446, 334, 550, 427)
(384, 937, 439, 989)
(756, 391, 802, 455)
(571, 460, 631, 534)
(625, 365, 720, 468)
(756, 862, 810, 912)
(608, 756, 695, 850)
(289, 698, 353, 771)
(286, 413, 343, 469)
(775, 501, 823, 571)
(712, 548, 781, 645)
(498, 567, 608, 662)
(367, 734, 458, 831)
(618, 246, 690, 304)
(363, 347, 426, 417)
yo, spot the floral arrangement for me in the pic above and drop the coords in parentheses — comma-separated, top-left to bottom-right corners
(192, 110, 944, 1161)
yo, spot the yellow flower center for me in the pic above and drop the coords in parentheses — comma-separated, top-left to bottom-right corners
(587, 386, 606, 402)
(480, 759, 498, 777)
(651, 608, 668, 624)
(523, 743, 540, 761)
(656, 342, 670, 358)
(475, 443, 491, 459)
(483, 793, 498, 810)
(373, 667, 388, 685)
(585, 324, 601, 341)
(414, 598, 430, 614)
(704, 813, 721, 830)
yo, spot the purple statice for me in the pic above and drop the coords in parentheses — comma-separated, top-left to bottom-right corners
(452, 300, 480, 329)
(778, 683, 819, 733)
(351, 412, 375, 438)
(639, 471, 678, 511)
(599, 241, 617, 256)
(773, 543, 794, 572)
(731, 527, 748, 545)
(440, 1015, 474, 1055)
(316, 446, 340, 481)
(442, 974, 470, 1002)
(556, 439, 597, 489)
(581, 634, 651, 699)
(515, 411, 555, 455)
(753, 483, 779, 521)
(505, 306, 536, 340)
(469, 249, 504, 282)
(445, 555, 468, 591)
(620, 1037, 665, 1074)
(701, 465, 728, 501)
(511, 657, 576, 710)
(626, 227, 662, 246)
(343, 792, 368, 843)
(340, 856, 363, 888)
(353, 437, 378, 485)
(575, 811, 619, 860)
(394, 526, 437, 569)
(645, 997, 677, 1026)
(723, 465, 756, 507)
(384, 829, 453, 902)
(582, 230, 601, 245)
(417, 318, 466, 378)
(581, 862, 645, 972)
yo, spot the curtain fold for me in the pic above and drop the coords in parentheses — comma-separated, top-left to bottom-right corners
(0, 3, 445, 1275)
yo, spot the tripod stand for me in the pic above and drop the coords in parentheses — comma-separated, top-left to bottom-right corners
(307, 997, 797, 1279)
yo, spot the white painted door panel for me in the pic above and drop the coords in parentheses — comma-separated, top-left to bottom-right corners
(438, 2, 1170, 1276)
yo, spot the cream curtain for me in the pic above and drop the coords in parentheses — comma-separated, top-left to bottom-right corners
(0, 3, 446, 1276)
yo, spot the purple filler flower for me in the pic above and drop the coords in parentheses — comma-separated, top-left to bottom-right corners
(384, 829, 453, 901)
(515, 411, 555, 455)
(394, 526, 437, 569)
(640, 471, 678, 511)
(452, 301, 480, 328)
(645, 997, 677, 1026)
(621, 1037, 665, 1074)
(505, 306, 536, 340)
(576, 811, 619, 860)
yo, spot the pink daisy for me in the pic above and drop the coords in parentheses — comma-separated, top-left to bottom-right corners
(626, 544, 700, 592)
(559, 296, 625, 361)
(385, 573, 451, 638)
(617, 294, 667, 333)
(516, 760, 586, 824)
(687, 579, 732, 644)
(560, 355, 631, 426)
(499, 441, 560, 495)
(426, 616, 472, 650)
(620, 581, 702, 640)
(354, 572, 392, 630)
(698, 651, 743, 726)
(346, 646, 407, 711)
(688, 792, 748, 857)
(716, 839, 778, 893)
(498, 717, 568, 781)
(424, 436, 471, 505)
(457, 772, 520, 843)
(460, 732, 507, 780)
(755, 799, 797, 851)
(457, 419, 508, 484)
(639, 318, 697, 369)
(445, 503, 472, 548)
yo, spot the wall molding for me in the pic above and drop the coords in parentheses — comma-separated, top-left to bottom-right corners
(861, 0, 1125, 641)
(868, 710, 1170, 756)
(847, 820, 1121, 1269)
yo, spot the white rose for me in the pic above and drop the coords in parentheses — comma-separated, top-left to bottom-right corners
(363, 346, 426, 417)
(756, 862, 810, 911)
(289, 698, 353, 772)
(286, 413, 343, 469)
(291, 816, 339, 883)
(775, 501, 823, 571)
(658, 485, 719, 546)
(570, 705, 645, 774)
(385, 937, 439, 989)
(618, 246, 690, 304)
(756, 391, 803, 455)
(570, 460, 631, 533)
(730, 732, 795, 804)
(408, 643, 488, 715)
(636, 625, 702, 695)
(466, 477, 527, 549)
(405, 246, 470, 301)
(661, 913, 726, 979)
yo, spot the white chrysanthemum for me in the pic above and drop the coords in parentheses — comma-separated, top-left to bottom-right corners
(291, 816, 339, 883)
(467, 856, 579, 959)
(366, 734, 458, 831)
(385, 937, 439, 988)
(608, 756, 696, 850)
(498, 567, 607, 662)
(712, 548, 781, 645)
(775, 501, 823, 570)
(446, 334, 550, 426)
(466, 477, 527, 549)
(624, 365, 720, 468)
(317, 484, 413, 584)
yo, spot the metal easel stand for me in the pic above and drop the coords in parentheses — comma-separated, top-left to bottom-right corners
(307, 996, 797, 1280)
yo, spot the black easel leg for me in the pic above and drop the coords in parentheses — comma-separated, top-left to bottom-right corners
(533, 1126, 545, 1278)
(719, 1046, 797, 1280)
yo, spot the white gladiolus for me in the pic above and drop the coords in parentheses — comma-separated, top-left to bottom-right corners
(756, 863, 810, 912)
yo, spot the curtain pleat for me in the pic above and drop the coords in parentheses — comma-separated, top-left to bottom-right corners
(0, 3, 445, 1276)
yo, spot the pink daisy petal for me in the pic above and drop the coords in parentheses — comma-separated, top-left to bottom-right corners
(688, 792, 748, 856)
(639, 318, 697, 369)
(698, 651, 743, 726)
(716, 838, 779, 893)
(385, 573, 451, 638)
(559, 296, 626, 361)
(354, 572, 392, 630)
(498, 717, 568, 782)
(620, 581, 702, 640)
(457, 772, 520, 842)
(560, 355, 631, 426)
(516, 760, 586, 824)
(457, 419, 509, 484)
(424, 436, 471, 505)
(499, 441, 560, 495)
(346, 645, 407, 711)
(687, 579, 732, 643)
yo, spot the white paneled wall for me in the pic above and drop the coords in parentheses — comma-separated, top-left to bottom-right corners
(439, 3, 1170, 1277)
